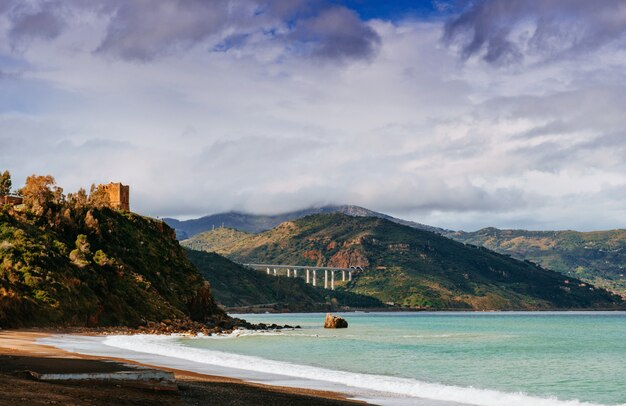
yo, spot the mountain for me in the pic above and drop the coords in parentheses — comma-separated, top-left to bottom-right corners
(164, 205, 445, 239)
(0, 204, 225, 328)
(186, 249, 384, 312)
(446, 228, 626, 297)
(170, 204, 626, 300)
(182, 214, 624, 310)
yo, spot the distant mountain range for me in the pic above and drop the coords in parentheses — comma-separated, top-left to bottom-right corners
(182, 213, 623, 310)
(163, 205, 446, 239)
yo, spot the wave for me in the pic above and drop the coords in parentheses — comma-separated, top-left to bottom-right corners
(201, 329, 484, 340)
(103, 334, 614, 406)
(186, 329, 322, 339)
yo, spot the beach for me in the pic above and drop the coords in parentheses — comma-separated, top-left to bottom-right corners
(2, 312, 624, 406)
(0, 330, 362, 405)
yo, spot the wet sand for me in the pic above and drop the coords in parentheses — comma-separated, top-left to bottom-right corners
(0, 330, 364, 405)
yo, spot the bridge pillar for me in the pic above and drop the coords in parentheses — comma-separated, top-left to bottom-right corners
(312, 270, 316, 286)
(342, 270, 345, 281)
(324, 270, 328, 289)
(273, 268, 277, 276)
(331, 271, 335, 290)
(287, 268, 291, 277)
(294, 269, 298, 278)
(267, 267, 270, 275)
(306, 269, 310, 284)
(349, 271, 352, 281)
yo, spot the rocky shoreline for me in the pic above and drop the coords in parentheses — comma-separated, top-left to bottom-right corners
(21, 316, 300, 337)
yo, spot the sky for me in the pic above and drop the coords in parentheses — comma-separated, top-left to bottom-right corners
(1, 0, 626, 231)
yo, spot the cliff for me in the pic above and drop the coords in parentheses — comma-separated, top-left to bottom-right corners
(0, 204, 225, 328)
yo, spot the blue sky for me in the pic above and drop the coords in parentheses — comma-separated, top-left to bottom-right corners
(333, 0, 447, 20)
(1, 0, 626, 231)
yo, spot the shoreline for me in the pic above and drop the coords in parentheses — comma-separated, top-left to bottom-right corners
(0, 311, 626, 406)
(0, 329, 364, 405)
(226, 307, 626, 313)
(2, 312, 621, 406)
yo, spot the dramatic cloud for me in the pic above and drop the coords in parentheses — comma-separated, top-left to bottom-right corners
(289, 6, 380, 61)
(5, 1, 66, 47)
(1, 1, 625, 231)
(94, 0, 234, 61)
(0, 0, 380, 62)
(444, 0, 626, 65)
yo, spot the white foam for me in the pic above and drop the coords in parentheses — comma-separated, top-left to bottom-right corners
(202, 329, 325, 339)
(100, 334, 614, 406)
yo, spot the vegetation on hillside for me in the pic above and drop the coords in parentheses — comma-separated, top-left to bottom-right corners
(186, 249, 384, 312)
(0, 171, 12, 196)
(447, 228, 626, 297)
(184, 214, 624, 310)
(0, 172, 224, 328)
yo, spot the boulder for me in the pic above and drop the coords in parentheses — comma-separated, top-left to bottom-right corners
(324, 313, 348, 329)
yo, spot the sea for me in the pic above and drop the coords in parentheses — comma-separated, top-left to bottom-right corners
(42, 311, 626, 406)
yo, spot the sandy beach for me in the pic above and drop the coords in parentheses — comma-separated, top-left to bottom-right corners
(0, 330, 363, 405)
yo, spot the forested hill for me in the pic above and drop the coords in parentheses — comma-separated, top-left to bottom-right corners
(447, 228, 626, 297)
(0, 174, 225, 328)
(183, 214, 624, 311)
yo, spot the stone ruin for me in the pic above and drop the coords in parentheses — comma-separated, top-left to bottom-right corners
(99, 182, 130, 211)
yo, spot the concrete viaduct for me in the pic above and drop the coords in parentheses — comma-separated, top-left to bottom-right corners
(243, 264, 363, 290)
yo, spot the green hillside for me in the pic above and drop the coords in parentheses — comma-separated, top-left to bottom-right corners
(0, 187, 225, 328)
(183, 214, 624, 310)
(447, 228, 626, 297)
(186, 249, 383, 312)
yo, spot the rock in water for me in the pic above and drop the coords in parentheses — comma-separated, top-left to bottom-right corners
(324, 313, 348, 328)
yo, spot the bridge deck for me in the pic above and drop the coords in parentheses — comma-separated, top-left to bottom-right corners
(244, 263, 361, 271)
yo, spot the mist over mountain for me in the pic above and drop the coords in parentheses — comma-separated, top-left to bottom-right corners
(164, 205, 446, 239)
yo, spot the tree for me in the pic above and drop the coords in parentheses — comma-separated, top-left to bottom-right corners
(88, 184, 110, 208)
(70, 234, 91, 268)
(67, 188, 88, 209)
(93, 250, 113, 267)
(0, 170, 11, 196)
(18, 174, 64, 215)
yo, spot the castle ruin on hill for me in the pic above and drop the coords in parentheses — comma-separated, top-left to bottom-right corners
(99, 182, 130, 211)
(0, 180, 130, 211)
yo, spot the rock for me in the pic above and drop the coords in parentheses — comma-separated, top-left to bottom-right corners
(324, 313, 348, 329)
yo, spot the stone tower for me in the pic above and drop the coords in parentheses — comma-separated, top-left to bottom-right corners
(100, 182, 130, 211)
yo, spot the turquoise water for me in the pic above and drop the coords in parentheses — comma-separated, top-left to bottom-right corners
(180, 312, 626, 405)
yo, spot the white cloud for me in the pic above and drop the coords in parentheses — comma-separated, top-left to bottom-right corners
(1, 2, 625, 231)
